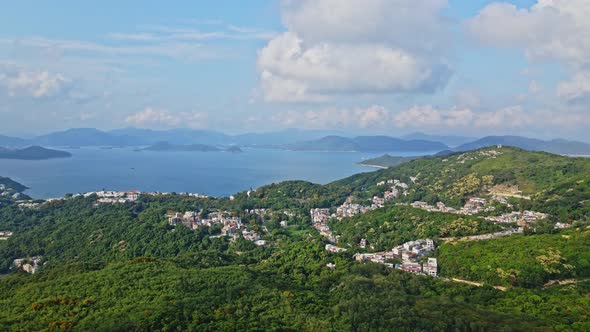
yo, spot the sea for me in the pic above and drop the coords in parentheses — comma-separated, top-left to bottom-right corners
(0, 147, 431, 199)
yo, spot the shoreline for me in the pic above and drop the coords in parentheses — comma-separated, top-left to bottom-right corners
(357, 163, 388, 169)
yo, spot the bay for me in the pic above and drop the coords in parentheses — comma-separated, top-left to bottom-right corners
(0, 147, 429, 199)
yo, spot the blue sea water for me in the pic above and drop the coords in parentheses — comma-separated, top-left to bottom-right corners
(0, 148, 428, 199)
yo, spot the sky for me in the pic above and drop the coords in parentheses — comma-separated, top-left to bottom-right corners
(0, 0, 589, 140)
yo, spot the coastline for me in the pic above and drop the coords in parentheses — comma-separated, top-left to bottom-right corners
(357, 163, 389, 169)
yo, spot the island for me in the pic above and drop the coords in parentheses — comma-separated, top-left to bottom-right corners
(0, 146, 72, 160)
(282, 135, 449, 153)
(140, 141, 242, 153)
(357, 154, 417, 168)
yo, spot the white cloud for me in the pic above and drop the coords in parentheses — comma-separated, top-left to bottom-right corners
(467, 1, 590, 104)
(267, 104, 538, 133)
(0, 66, 70, 98)
(557, 71, 590, 104)
(257, 0, 452, 103)
(271, 105, 391, 129)
(466, 1, 590, 66)
(393, 105, 531, 130)
(125, 107, 209, 129)
(0, 36, 218, 62)
(110, 24, 277, 43)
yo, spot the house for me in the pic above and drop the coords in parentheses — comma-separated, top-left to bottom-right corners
(13, 256, 43, 274)
(400, 262, 422, 274)
(359, 238, 367, 249)
(325, 244, 347, 253)
(422, 258, 438, 277)
(254, 240, 267, 246)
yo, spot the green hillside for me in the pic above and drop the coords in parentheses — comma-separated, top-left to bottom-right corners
(333, 146, 590, 219)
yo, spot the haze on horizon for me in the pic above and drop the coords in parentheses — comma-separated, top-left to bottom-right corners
(1, 0, 589, 141)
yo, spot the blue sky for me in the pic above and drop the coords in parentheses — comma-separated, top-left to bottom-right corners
(0, 0, 588, 140)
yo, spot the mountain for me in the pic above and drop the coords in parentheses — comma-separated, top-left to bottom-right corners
(0, 135, 27, 148)
(284, 135, 449, 152)
(141, 142, 221, 152)
(233, 128, 346, 146)
(33, 128, 140, 147)
(0, 146, 72, 160)
(0, 176, 28, 192)
(109, 128, 231, 146)
(357, 154, 418, 168)
(455, 136, 590, 155)
(23, 127, 344, 147)
(401, 132, 476, 148)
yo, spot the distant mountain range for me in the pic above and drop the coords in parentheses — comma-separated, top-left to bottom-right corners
(401, 132, 476, 148)
(1, 128, 589, 156)
(0, 146, 72, 160)
(282, 136, 449, 153)
(140, 142, 242, 153)
(454, 136, 590, 155)
(0, 128, 343, 148)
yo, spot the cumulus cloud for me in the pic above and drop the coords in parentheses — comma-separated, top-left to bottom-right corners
(557, 72, 590, 104)
(125, 107, 209, 129)
(257, 0, 452, 103)
(466, 1, 590, 65)
(467, 1, 590, 104)
(271, 105, 390, 129)
(0, 66, 70, 98)
(393, 105, 532, 130)
(268, 104, 535, 132)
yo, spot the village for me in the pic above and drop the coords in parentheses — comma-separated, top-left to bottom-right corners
(13, 189, 210, 209)
(312, 172, 559, 280)
(166, 210, 267, 246)
(354, 239, 438, 277)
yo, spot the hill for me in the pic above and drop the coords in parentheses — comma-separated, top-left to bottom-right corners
(334, 146, 590, 219)
(0, 135, 27, 148)
(141, 142, 221, 152)
(33, 128, 140, 147)
(0, 146, 72, 160)
(284, 135, 449, 152)
(357, 154, 418, 168)
(402, 132, 476, 147)
(455, 136, 590, 155)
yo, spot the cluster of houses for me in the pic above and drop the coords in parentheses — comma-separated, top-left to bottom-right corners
(0, 231, 13, 240)
(335, 198, 376, 220)
(17, 201, 42, 209)
(354, 239, 438, 276)
(325, 244, 347, 253)
(246, 209, 268, 217)
(484, 210, 549, 226)
(441, 227, 523, 241)
(408, 197, 552, 228)
(410, 197, 499, 216)
(373, 179, 411, 207)
(13, 256, 42, 274)
(310, 208, 337, 242)
(84, 190, 141, 204)
(454, 148, 503, 164)
(167, 210, 266, 245)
